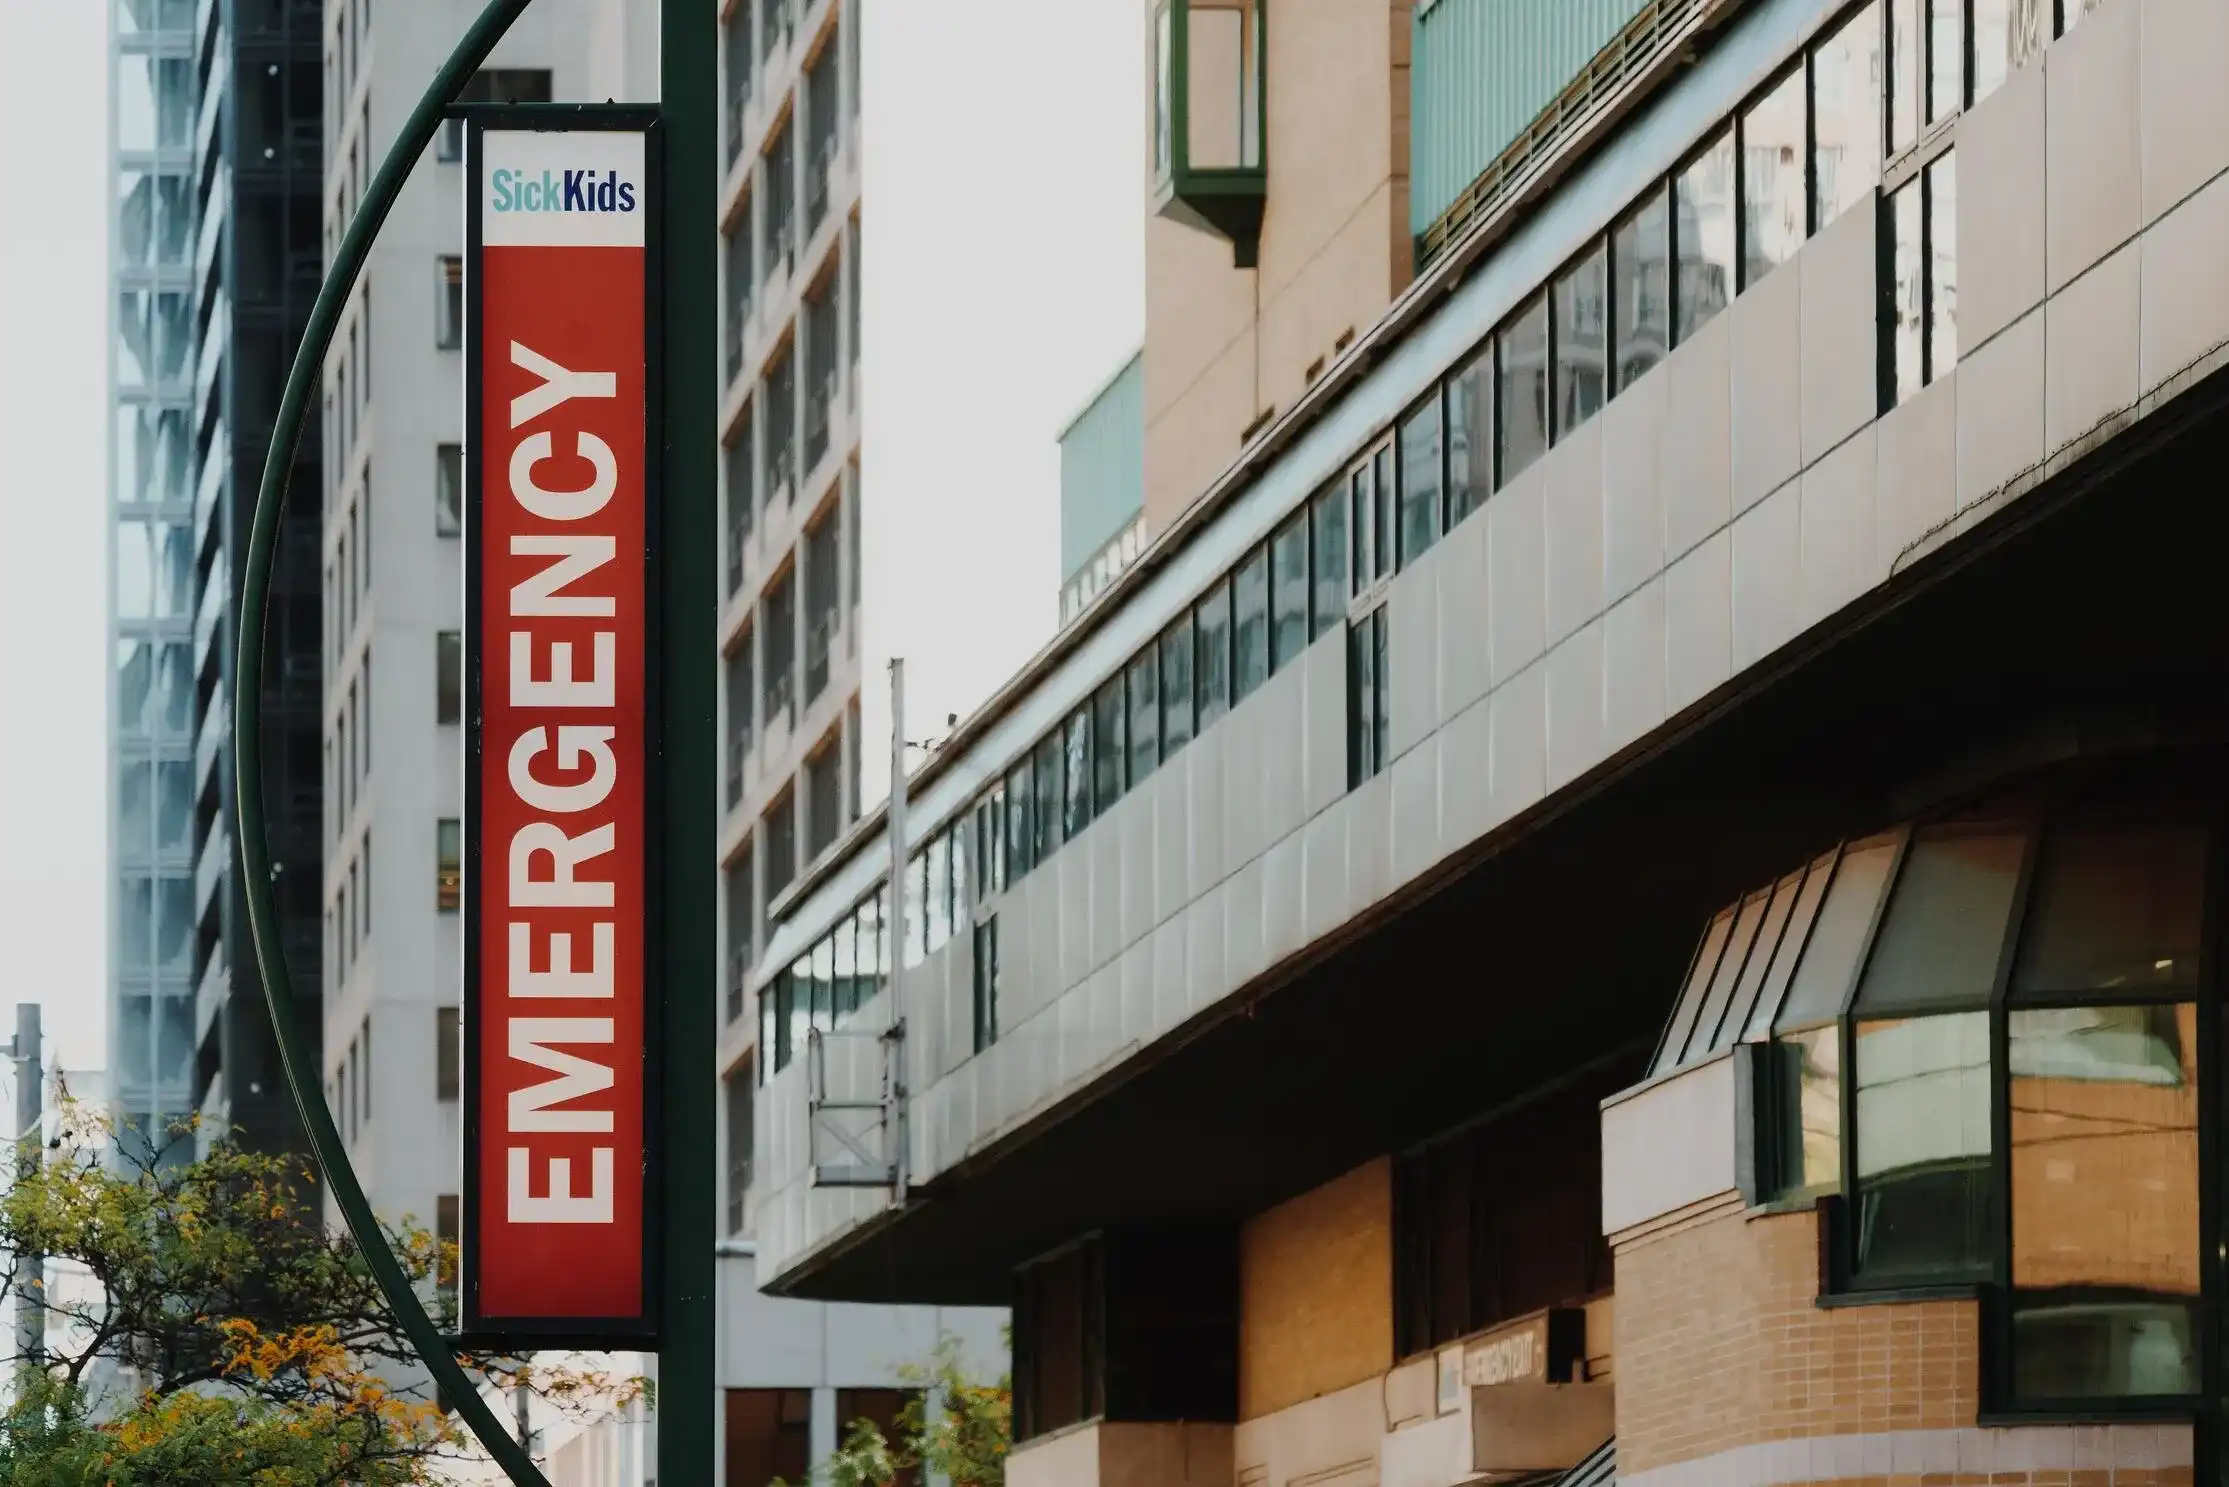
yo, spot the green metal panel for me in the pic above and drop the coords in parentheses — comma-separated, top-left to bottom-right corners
(1058, 351, 1145, 584)
(1411, 0, 1653, 238)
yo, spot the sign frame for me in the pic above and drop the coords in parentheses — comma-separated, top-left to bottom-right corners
(460, 103, 665, 1351)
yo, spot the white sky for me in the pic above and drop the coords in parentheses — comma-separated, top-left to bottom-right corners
(0, 0, 110, 1076)
(0, 0, 1144, 1073)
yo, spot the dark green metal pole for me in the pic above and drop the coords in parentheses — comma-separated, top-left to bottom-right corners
(657, 1, 720, 1483)
(232, 4, 549, 1484)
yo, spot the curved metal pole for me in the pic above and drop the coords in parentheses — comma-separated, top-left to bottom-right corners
(231, 4, 551, 1483)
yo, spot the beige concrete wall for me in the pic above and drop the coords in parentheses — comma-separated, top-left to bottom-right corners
(1239, 1157, 1396, 1419)
(1142, 0, 1414, 532)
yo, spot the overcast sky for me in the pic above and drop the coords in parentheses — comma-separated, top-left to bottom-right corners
(0, 2, 1143, 1080)
(0, 0, 109, 1077)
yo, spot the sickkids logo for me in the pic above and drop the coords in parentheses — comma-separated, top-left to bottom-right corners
(490, 167, 639, 214)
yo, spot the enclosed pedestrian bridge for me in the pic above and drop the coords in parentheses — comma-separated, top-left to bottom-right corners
(746, 0, 2229, 1312)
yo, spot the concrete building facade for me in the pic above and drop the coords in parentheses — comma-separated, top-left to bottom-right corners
(748, 0, 2229, 1482)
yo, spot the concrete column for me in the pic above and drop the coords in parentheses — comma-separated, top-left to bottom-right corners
(809, 1382, 837, 1474)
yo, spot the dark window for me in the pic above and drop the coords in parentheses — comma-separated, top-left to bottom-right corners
(725, 412, 755, 594)
(435, 443, 462, 535)
(1126, 650, 1160, 786)
(1092, 679, 1127, 814)
(2013, 824, 2206, 997)
(973, 918, 1000, 1053)
(1856, 825, 2027, 1016)
(1394, 1071, 1619, 1358)
(1553, 243, 1608, 435)
(1310, 480, 1348, 636)
(1063, 709, 1092, 840)
(1397, 395, 1442, 565)
(724, 1390, 812, 1487)
(804, 740, 842, 860)
(435, 631, 461, 726)
(1613, 187, 1671, 391)
(1673, 129, 1735, 343)
(1813, 2, 1884, 230)
(762, 567, 796, 725)
(1159, 616, 1195, 757)
(435, 257, 463, 350)
(1006, 759, 1035, 878)
(725, 1061, 754, 1233)
(1269, 513, 1311, 672)
(764, 792, 796, 900)
(725, 637, 755, 809)
(1347, 608, 1389, 788)
(1194, 579, 1232, 730)
(1445, 346, 1491, 525)
(1014, 1241, 1103, 1442)
(1497, 294, 1550, 483)
(435, 1006, 460, 1102)
(1032, 732, 1063, 865)
(726, 852, 755, 1022)
(1741, 65, 1808, 289)
(1232, 548, 1270, 702)
(975, 787, 1008, 900)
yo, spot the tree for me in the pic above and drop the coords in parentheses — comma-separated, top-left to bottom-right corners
(778, 1336, 1010, 1487)
(0, 1104, 643, 1484)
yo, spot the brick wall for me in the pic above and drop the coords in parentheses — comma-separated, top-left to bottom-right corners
(1238, 1158, 1395, 1419)
(1612, 1199, 1980, 1476)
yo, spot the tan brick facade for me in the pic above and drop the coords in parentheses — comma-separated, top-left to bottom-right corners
(1613, 1199, 1980, 1477)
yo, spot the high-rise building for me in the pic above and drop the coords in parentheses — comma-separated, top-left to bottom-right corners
(108, 0, 327, 1166)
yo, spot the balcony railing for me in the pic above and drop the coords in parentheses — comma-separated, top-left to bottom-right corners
(804, 609, 835, 704)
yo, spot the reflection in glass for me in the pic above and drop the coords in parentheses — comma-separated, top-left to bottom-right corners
(1929, 0, 1964, 123)
(1032, 733, 1063, 866)
(1889, 180, 1924, 404)
(1005, 761, 1034, 878)
(1612, 186, 1671, 390)
(1445, 347, 1490, 524)
(1269, 514, 1310, 671)
(1741, 68, 1808, 288)
(120, 997, 152, 1084)
(1927, 153, 1957, 380)
(2016, 824, 2206, 996)
(2010, 1003, 2199, 1398)
(156, 761, 190, 854)
(1310, 481, 1348, 635)
(1093, 679, 1127, 813)
(117, 641, 153, 737)
(1852, 1010, 1993, 1283)
(1856, 826, 2025, 1015)
(1063, 711, 1091, 840)
(1397, 397, 1442, 566)
(1127, 651, 1160, 785)
(1497, 294, 1550, 484)
(119, 877, 154, 970)
(1775, 1023, 1842, 1196)
(155, 877, 191, 970)
(1554, 244, 1608, 436)
(156, 995, 193, 1082)
(1233, 548, 1270, 701)
(1161, 617, 1195, 756)
(1685, 893, 1769, 1063)
(1889, 0, 1920, 154)
(1194, 579, 1232, 729)
(1674, 130, 1736, 343)
(1373, 448, 1394, 583)
(1748, 854, 1840, 1039)
(158, 645, 191, 735)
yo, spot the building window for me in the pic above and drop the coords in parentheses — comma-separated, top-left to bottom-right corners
(436, 631, 461, 726)
(1309, 480, 1347, 637)
(1885, 151, 1956, 406)
(723, 2, 754, 167)
(762, 566, 796, 727)
(1553, 241, 1608, 437)
(1973, 0, 2048, 106)
(1091, 678, 1127, 816)
(1347, 607, 1389, 788)
(725, 634, 755, 809)
(436, 1194, 459, 1296)
(1445, 347, 1491, 525)
(436, 1005, 460, 1102)
(1613, 185, 1672, 392)
(1031, 732, 1064, 867)
(1125, 650, 1160, 788)
(435, 819, 460, 911)
(763, 343, 796, 504)
(1062, 709, 1092, 840)
(435, 443, 463, 535)
(725, 407, 755, 595)
(973, 918, 1000, 1054)
(1193, 579, 1232, 731)
(1813, 3, 1884, 232)
(726, 1060, 754, 1233)
(1673, 127, 1735, 344)
(764, 792, 797, 903)
(435, 257, 463, 350)
(724, 220, 754, 387)
(803, 512, 839, 705)
(724, 1390, 812, 1487)
(1497, 293, 1550, 484)
(805, 739, 842, 861)
(1268, 512, 1311, 673)
(1396, 394, 1442, 567)
(762, 117, 794, 281)
(973, 786, 1009, 900)
(1159, 615, 1195, 758)
(1739, 65, 1809, 290)
(726, 850, 755, 1023)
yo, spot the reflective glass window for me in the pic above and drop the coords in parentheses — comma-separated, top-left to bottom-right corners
(1160, 617, 1194, 756)
(1269, 514, 1310, 672)
(1854, 825, 2027, 1015)
(1613, 186, 1671, 391)
(1093, 679, 1127, 814)
(1310, 480, 1348, 635)
(1127, 650, 1161, 785)
(1972, 0, 2047, 105)
(1741, 66, 1808, 288)
(1033, 733, 1064, 865)
(1674, 129, 1737, 342)
(1194, 581, 1231, 731)
(1929, 0, 1964, 124)
(1927, 152, 1957, 381)
(1005, 760, 1034, 878)
(1852, 1009, 1994, 1283)
(1233, 548, 1271, 701)
(2014, 824, 2206, 997)
(1888, 178, 1925, 404)
(1889, 0, 1921, 154)
(1445, 346, 1491, 525)
(1554, 243, 1608, 435)
(1063, 709, 1091, 840)
(1776, 836, 1901, 1030)
(1497, 293, 1550, 484)
(2009, 1003, 2200, 1398)
(1775, 1024, 1844, 1197)
(1397, 396, 1442, 565)
(1814, 2, 1885, 229)
(1747, 852, 1841, 1039)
